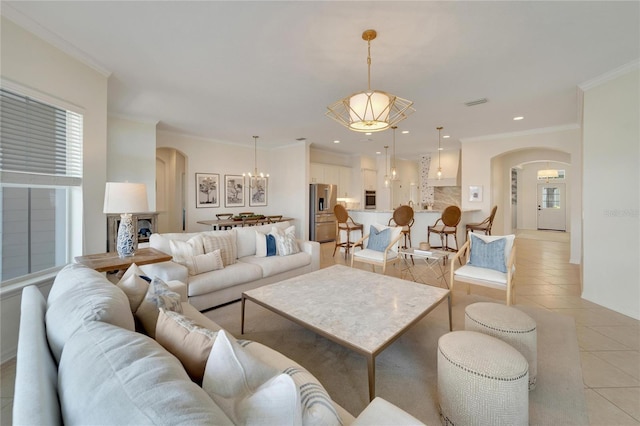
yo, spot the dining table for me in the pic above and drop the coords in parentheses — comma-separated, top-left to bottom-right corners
(197, 216, 294, 230)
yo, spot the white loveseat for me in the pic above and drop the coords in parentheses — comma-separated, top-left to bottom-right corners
(13, 263, 423, 425)
(142, 221, 320, 311)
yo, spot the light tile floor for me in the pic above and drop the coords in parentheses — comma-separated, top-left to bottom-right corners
(1, 230, 638, 425)
(328, 230, 640, 425)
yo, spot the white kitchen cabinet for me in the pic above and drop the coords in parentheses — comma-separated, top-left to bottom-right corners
(363, 169, 377, 191)
(323, 165, 340, 187)
(338, 166, 353, 198)
(310, 163, 324, 184)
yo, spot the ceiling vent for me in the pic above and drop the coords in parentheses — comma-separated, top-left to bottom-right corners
(464, 98, 488, 107)
(295, 137, 307, 141)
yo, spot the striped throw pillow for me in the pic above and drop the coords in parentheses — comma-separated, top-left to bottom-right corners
(203, 234, 237, 266)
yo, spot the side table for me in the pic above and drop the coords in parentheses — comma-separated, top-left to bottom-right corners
(74, 247, 172, 273)
(399, 247, 450, 288)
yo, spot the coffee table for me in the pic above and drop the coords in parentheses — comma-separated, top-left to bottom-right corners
(241, 264, 451, 401)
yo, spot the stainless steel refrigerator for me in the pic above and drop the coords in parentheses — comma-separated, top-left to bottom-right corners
(309, 183, 337, 242)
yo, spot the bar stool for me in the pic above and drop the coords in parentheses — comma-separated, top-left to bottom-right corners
(388, 205, 414, 250)
(466, 205, 497, 239)
(333, 205, 363, 259)
(427, 205, 461, 252)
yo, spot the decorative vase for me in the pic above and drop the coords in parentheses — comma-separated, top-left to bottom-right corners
(117, 213, 136, 257)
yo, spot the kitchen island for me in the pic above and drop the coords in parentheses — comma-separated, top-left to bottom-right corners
(348, 208, 482, 250)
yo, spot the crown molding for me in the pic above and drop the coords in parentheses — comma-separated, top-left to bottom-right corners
(579, 59, 640, 91)
(1, 3, 112, 77)
(460, 124, 580, 144)
(108, 112, 159, 126)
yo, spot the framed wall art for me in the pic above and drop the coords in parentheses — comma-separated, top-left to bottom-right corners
(249, 177, 268, 207)
(469, 185, 483, 202)
(224, 175, 245, 207)
(196, 173, 220, 208)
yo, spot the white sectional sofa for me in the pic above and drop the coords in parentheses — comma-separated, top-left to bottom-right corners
(13, 263, 423, 425)
(142, 221, 320, 311)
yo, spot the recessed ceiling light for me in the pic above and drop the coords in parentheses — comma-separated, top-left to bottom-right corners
(443, 135, 450, 139)
(402, 130, 409, 134)
(333, 140, 340, 144)
(438, 147, 444, 151)
(376, 151, 381, 155)
(365, 132, 372, 136)
(513, 116, 524, 121)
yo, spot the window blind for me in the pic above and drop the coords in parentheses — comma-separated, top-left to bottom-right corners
(0, 88, 82, 186)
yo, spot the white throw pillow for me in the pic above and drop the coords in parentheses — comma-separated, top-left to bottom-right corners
(116, 263, 149, 311)
(271, 225, 300, 256)
(191, 250, 225, 275)
(202, 330, 302, 425)
(170, 235, 205, 274)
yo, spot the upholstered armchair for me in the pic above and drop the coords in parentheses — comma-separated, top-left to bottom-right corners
(450, 233, 517, 305)
(350, 224, 403, 275)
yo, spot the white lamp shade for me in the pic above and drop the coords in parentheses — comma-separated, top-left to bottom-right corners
(349, 91, 391, 131)
(103, 182, 149, 214)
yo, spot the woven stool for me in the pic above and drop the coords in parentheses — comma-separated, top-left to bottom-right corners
(465, 302, 538, 390)
(438, 331, 529, 426)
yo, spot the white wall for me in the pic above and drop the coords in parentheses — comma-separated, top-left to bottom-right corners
(1, 17, 108, 362)
(107, 116, 157, 210)
(156, 131, 309, 238)
(461, 126, 582, 264)
(582, 68, 640, 320)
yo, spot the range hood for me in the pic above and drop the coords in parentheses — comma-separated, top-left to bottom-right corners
(426, 149, 461, 187)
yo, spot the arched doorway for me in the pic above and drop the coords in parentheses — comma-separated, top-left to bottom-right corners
(491, 148, 571, 236)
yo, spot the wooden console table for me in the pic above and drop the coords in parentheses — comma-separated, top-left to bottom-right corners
(74, 248, 172, 273)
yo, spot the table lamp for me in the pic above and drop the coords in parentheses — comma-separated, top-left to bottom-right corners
(103, 182, 149, 257)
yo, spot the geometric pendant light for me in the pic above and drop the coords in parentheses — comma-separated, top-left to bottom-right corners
(326, 29, 415, 132)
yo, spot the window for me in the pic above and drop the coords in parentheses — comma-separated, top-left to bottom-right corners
(541, 186, 561, 209)
(537, 169, 566, 180)
(0, 87, 83, 283)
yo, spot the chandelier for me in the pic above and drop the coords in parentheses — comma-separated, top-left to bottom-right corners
(326, 29, 415, 132)
(436, 126, 443, 179)
(243, 136, 269, 188)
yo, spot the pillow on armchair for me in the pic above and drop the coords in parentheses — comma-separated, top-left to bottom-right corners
(366, 225, 390, 252)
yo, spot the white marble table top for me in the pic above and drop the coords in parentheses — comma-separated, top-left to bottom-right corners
(242, 264, 450, 356)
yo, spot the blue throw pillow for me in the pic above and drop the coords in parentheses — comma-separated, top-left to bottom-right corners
(367, 225, 390, 252)
(266, 234, 277, 257)
(468, 233, 507, 272)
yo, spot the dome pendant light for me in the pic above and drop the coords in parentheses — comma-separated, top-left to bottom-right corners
(326, 29, 415, 132)
(436, 127, 443, 180)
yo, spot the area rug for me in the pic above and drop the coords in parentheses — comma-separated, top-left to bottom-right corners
(205, 293, 588, 425)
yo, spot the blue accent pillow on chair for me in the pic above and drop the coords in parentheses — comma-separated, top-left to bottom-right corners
(468, 233, 507, 272)
(367, 225, 390, 252)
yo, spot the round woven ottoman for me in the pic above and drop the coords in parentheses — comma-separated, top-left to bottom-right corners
(465, 302, 537, 390)
(437, 331, 529, 426)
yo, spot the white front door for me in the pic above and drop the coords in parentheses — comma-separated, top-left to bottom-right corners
(537, 183, 566, 231)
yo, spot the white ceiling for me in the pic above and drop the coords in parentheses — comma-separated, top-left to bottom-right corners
(3, 1, 639, 159)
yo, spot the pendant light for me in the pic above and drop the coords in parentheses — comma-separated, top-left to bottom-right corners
(326, 29, 415, 132)
(391, 125, 398, 180)
(436, 126, 443, 180)
(383, 146, 390, 188)
(243, 136, 269, 188)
